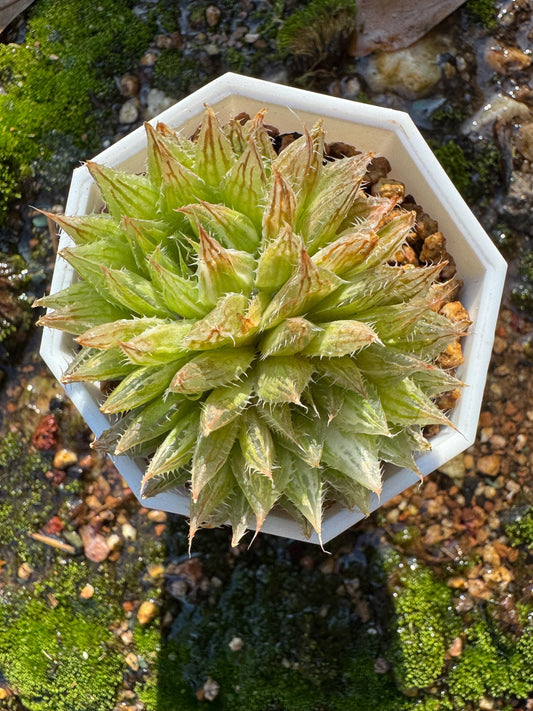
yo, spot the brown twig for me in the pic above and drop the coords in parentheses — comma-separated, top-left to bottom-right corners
(30, 532, 76, 554)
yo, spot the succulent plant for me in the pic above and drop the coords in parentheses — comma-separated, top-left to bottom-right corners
(37, 107, 468, 547)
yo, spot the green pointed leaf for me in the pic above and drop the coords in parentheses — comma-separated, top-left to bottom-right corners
(326, 468, 372, 515)
(188, 462, 237, 547)
(179, 201, 260, 252)
(169, 347, 255, 394)
(194, 105, 235, 185)
(191, 420, 240, 501)
(222, 138, 267, 228)
(142, 409, 199, 482)
(282, 448, 324, 543)
(59, 241, 136, 298)
(313, 356, 366, 395)
(145, 121, 195, 184)
(120, 321, 193, 366)
(61, 347, 134, 383)
(262, 170, 297, 243)
(343, 193, 397, 231)
(47, 212, 122, 245)
(257, 403, 299, 447)
(272, 124, 324, 208)
(351, 211, 415, 274)
(115, 395, 190, 454)
(227, 487, 255, 547)
(376, 378, 453, 428)
(184, 293, 251, 350)
(87, 162, 159, 221)
(239, 409, 276, 480)
(255, 224, 303, 291)
(101, 266, 171, 318)
(256, 356, 314, 405)
(36, 284, 130, 335)
(323, 424, 383, 494)
(120, 216, 172, 256)
(76, 317, 165, 349)
(158, 149, 212, 216)
(142, 469, 190, 499)
(101, 360, 184, 413)
(260, 249, 343, 330)
(259, 317, 321, 357)
(196, 226, 255, 307)
(147, 248, 207, 319)
(312, 228, 378, 276)
(301, 319, 379, 357)
(310, 266, 404, 321)
(242, 109, 277, 162)
(298, 153, 372, 253)
(230, 447, 278, 531)
(200, 378, 254, 435)
(334, 383, 390, 436)
(393, 311, 465, 360)
(377, 432, 423, 479)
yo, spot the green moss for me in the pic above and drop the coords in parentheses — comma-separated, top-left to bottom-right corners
(0, 0, 154, 224)
(278, 0, 357, 63)
(432, 140, 501, 202)
(506, 507, 533, 549)
(433, 142, 472, 196)
(135, 627, 199, 711)
(0, 432, 54, 560)
(153, 51, 205, 97)
(388, 561, 459, 690)
(0, 598, 123, 711)
(465, 0, 498, 31)
(448, 620, 533, 702)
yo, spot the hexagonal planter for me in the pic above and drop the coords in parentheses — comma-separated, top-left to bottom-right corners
(40, 72, 506, 545)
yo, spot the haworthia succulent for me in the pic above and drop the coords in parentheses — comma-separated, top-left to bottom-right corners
(39, 108, 469, 546)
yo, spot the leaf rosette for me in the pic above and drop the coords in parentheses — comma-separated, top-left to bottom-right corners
(37, 107, 468, 547)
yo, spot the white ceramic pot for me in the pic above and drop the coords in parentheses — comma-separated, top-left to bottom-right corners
(40, 73, 507, 545)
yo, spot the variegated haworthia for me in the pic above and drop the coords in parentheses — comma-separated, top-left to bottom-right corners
(37, 107, 469, 547)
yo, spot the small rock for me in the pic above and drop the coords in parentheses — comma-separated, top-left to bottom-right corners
(106, 533, 122, 551)
(448, 637, 463, 657)
(205, 5, 221, 26)
(228, 636, 244, 651)
(125, 652, 140, 671)
(147, 563, 165, 579)
(140, 51, 159, 67)
(359, 32, 448, 99)
(203, 678, 220, 701)
(17, 562, 33, 581)
(465, 93, 531, 133)
(343, 76, 361, 99)
(485, 44, 532, 75)
(467, 578, 491, 600)
(121, 629, 133, 645)
(244, 32, 260, 43)
(147, 509, 167, 523)
(119, 73, 139, 97)
(204, 43, 220, 56)
(119, 100, 139, 125)
(373, 657, 389, 674)
(515, 123, 533, 161)
(122, 523, 137, 541)
(80, 583, 94, 600)
(477, 454, 501, 477)
(79, 525, 110, 563)
(137, 600, 159, 625)
(32, 414, 59, 451)
(502, 171, 533, 236)
(145, 88, 175, 120)
(53, 448, 77, 470)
